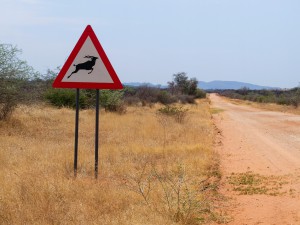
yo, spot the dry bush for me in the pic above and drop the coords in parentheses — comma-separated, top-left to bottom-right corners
(0, 100, 222, 224)
(124, 96, 140, 106)
(123, 162, 217, 224)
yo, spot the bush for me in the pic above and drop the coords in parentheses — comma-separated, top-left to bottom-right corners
(0, 79, 18, 120)
(158, 105, 188, 123)
(276, 97, 288, 105)
(122, 84, 201, 106)
(136, 86, 159, 106)
(178, 95, 195, 104)
(0, 44, 38, 120)
(218, 89, 300, 107)
(45, 89, 126, 113)
(194, 89, 206, 99)
(124, 96, 140, 106)
(255, 95, 265, 103)
(0, 95, 16, 120)
(157, 91, 176, 105)
(123, 86, 137, 97)
(45, 89, 88, 109)
(99, 90, 126, 113)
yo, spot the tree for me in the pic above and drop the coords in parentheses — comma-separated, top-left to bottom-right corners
(167, 81, 176, 95)
(170, 72, 199, 95)
(187, 77, 198, 95)
(173, 72, 189, 94)
(0, 44, 37, 120)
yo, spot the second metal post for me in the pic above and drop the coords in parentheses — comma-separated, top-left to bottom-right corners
(95, 89, 100, 179)
(74, 88, 80, 177)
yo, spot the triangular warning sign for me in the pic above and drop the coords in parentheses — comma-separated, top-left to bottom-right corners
(53, 25, 123, 89)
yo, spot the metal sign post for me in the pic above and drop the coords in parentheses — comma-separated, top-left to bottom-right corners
(95, 89, 100, 179)
(74, 88, 80, 177)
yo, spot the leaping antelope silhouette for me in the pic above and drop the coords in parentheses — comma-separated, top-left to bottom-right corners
(68, 55, 98, 78)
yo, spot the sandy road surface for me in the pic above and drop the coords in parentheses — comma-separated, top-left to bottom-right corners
(210, 94, 300, 225)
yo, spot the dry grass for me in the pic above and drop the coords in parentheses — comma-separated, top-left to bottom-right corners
(0, 100, 221, 224)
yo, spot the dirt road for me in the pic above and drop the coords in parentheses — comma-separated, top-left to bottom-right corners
(210, 93, 300, 225)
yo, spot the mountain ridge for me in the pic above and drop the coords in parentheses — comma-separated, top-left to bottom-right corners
(124, 81, 279, 90)
(198, 80, 279, 90)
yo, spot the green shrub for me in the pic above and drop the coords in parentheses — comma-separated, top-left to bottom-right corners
(255, 96, 265, 103)
(290, 97, 299, 108)
(276, 97, 288, 105)
(158, 105, 188, 123)
(99, 90, 126, 113)
(0, 44, 38, 120)
(219, 88, 300, 108)
(45, 89, 88, 109)
(0, 79, 18, 120)
(157, 90, 176, 105)
(194, 89, 206, 99)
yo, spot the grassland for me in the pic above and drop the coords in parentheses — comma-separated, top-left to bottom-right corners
(0, 100, 223, 225)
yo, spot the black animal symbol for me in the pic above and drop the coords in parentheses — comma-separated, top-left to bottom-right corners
(68, 55, 98, 78)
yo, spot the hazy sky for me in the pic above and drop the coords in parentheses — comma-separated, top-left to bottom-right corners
(1, 0, 299, 88)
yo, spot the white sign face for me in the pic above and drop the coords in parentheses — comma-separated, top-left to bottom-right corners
(61, 37, 113, 83)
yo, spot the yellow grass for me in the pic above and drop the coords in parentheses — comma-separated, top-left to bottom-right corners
(0, 100, 221, 224)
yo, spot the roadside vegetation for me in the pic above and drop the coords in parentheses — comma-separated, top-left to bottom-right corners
(0, 100, 226, 224)
(227, 172, 290, 196)
(45, 72, 206, 114)
(0, 44, 227, 224)
(217, 87, 300, 108)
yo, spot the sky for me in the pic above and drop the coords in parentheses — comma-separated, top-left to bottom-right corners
(1, 0, 300, 88)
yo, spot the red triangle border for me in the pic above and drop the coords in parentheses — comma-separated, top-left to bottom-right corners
(52, 25, 123, 89)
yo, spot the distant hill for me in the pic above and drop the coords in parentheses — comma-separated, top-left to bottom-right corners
(198, 81, 278, 90)
(124, 81, 278, 90)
